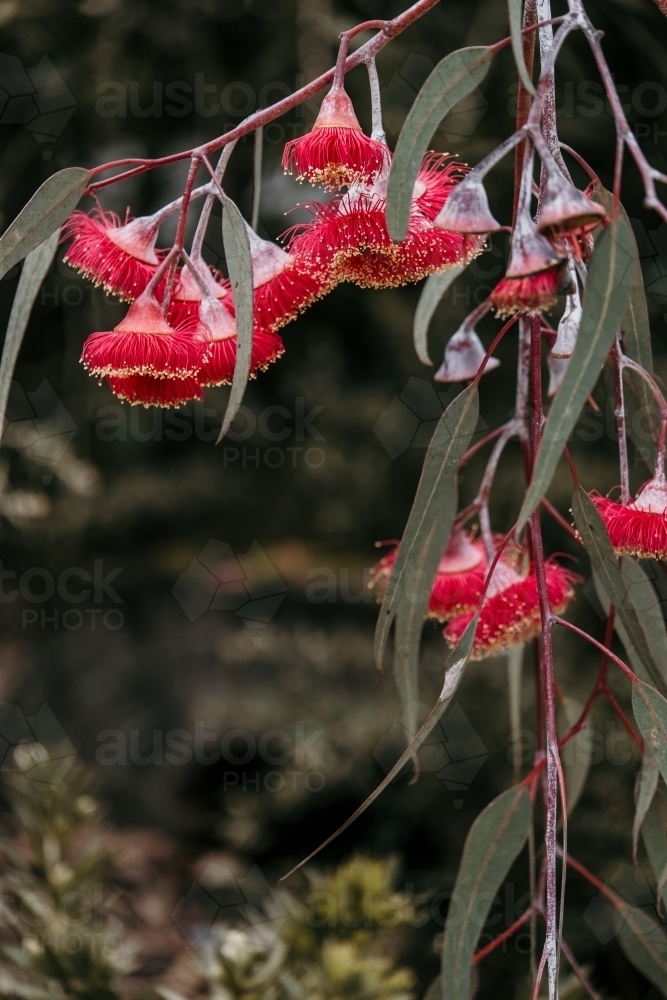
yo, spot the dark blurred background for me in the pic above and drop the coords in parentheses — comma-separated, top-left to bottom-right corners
(0, 0, 666, 995)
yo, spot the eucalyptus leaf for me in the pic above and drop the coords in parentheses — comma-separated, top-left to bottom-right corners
(441, 785, 531, 1000)
(572, 488, 667, 698)
(281, 617, 478, 881)
(632, 680, 667, 788)
(621, 557, 667, 687)
(642, 794, 667, 912)
(614, 901, 667, 996)
(374, 385, 478, 671)
(0, 230, 59, 440)
(413, 266, 466, 366)
(217, 197, 254, 443)
(558, 697, 592, 816)
(633, 752, 659, 862)
(0, 167, 90, 281)
(518, 215, 636, 531)
(387, 47, 495, 241)
(393, 597, 422, 758)
(508, 0, 536, 96)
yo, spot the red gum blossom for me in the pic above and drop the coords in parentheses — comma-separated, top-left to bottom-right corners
(591, 491, 667, 559)
(370, 537, 488, 621)
(81, 295, 203, 379)
(282, 88, 385, 190)
(491, 267, 562, 318)
(196, 328, 285, 387)
(287, 194, 476, 289)
(444, 559, 578, 660)
(62, 210, 164, 302)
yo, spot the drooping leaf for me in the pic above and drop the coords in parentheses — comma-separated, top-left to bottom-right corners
(572, 488, 667, 698)
(387, 47, 496, 241)
(375, 385, 478, 671)
(507, 645, 523, 777)
(0, 167, 90, 282)
(441, 785, 531, 1000)
(508, 0, 536, 96)
(518, 215, 636, 530)
(217, 198, 254, 443)
(393, 596, 422, 758)
(0, 230, 59, 439)
(614, 900, 667, 996)
(633, 752, 660, 863)
(643, 794, 667, 911)
(557, 697, 592, 816)
(0, 229, 60, 434)
(281, 618, 478, 882)
(632, 680, 667, 788)
(621, 557, 667, 687)
(413, 266, 466, 366)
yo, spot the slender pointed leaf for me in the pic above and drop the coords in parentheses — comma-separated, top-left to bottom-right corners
(572, 488, 667, 698)
(643, 794, 667, 911)
(508, 0, 536, 96)
(0, 230, 59, 440)
(632, 680, 667, 788)
(558, 697, 592, 816)
(518, 215, 636, 530)
(0, 167, 90, 281)
(281, 618, 478, 882)
(441, 785, 531, 1000)
(633, 752, 659, 862)
(614, 901, 667, 996)
(414, 266, 466, 366)
(393, 597, 421, 757)
(508, 645, 524, 779)
(217, 198, 254, 443)
(387, 47, 495, 241)
(375, 385, 478, 671)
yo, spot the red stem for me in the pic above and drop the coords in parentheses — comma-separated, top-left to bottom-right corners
(473, 907, 535, 963)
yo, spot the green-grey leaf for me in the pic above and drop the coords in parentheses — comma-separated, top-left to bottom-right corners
(518, 215, 636, 530)
(441, 785, 531, 1000)
(633, 680, 667, 788)
(633, 752, 659, 863)
(614, 901, 667, 996)
(393, 597, 422, 758)
(621, 557, 667, 687)
(217, 199, 254, 443)
(558, 697, 591, 816)
(643, 794, 667, 911)
(0, 167, 90, 282)
(572, 488, 667, 698)
(0, 230, 59, 440)
(507, 645, 523, 779)
(414, 266, 466, 366)
(374, 384, 478, 671)
(387, 47, 495, 241)
(281, 618, 478, 881)
(508, 0, 536, 96)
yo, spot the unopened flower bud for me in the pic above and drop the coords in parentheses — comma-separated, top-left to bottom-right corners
(434, 327, 500, 382)
(433, 176, 501, 234)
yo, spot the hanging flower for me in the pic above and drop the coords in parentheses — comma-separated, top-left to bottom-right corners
(590, 475, 667, 559)
(106, 374, 204, 408)
(412, 153, 469, 222)
(245, 224, 333, 331)
(444, 554, 577, 659)
(63, 208, 165, 302)
(370, 530, 488, 621)
(81, 291, 203, 379)
(434, 325, 500, 382)
(287, 160, 478, 290)
(193, 297, 284, 387)
(491, 209, 570, 318)
(282, 83, 386, 190)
